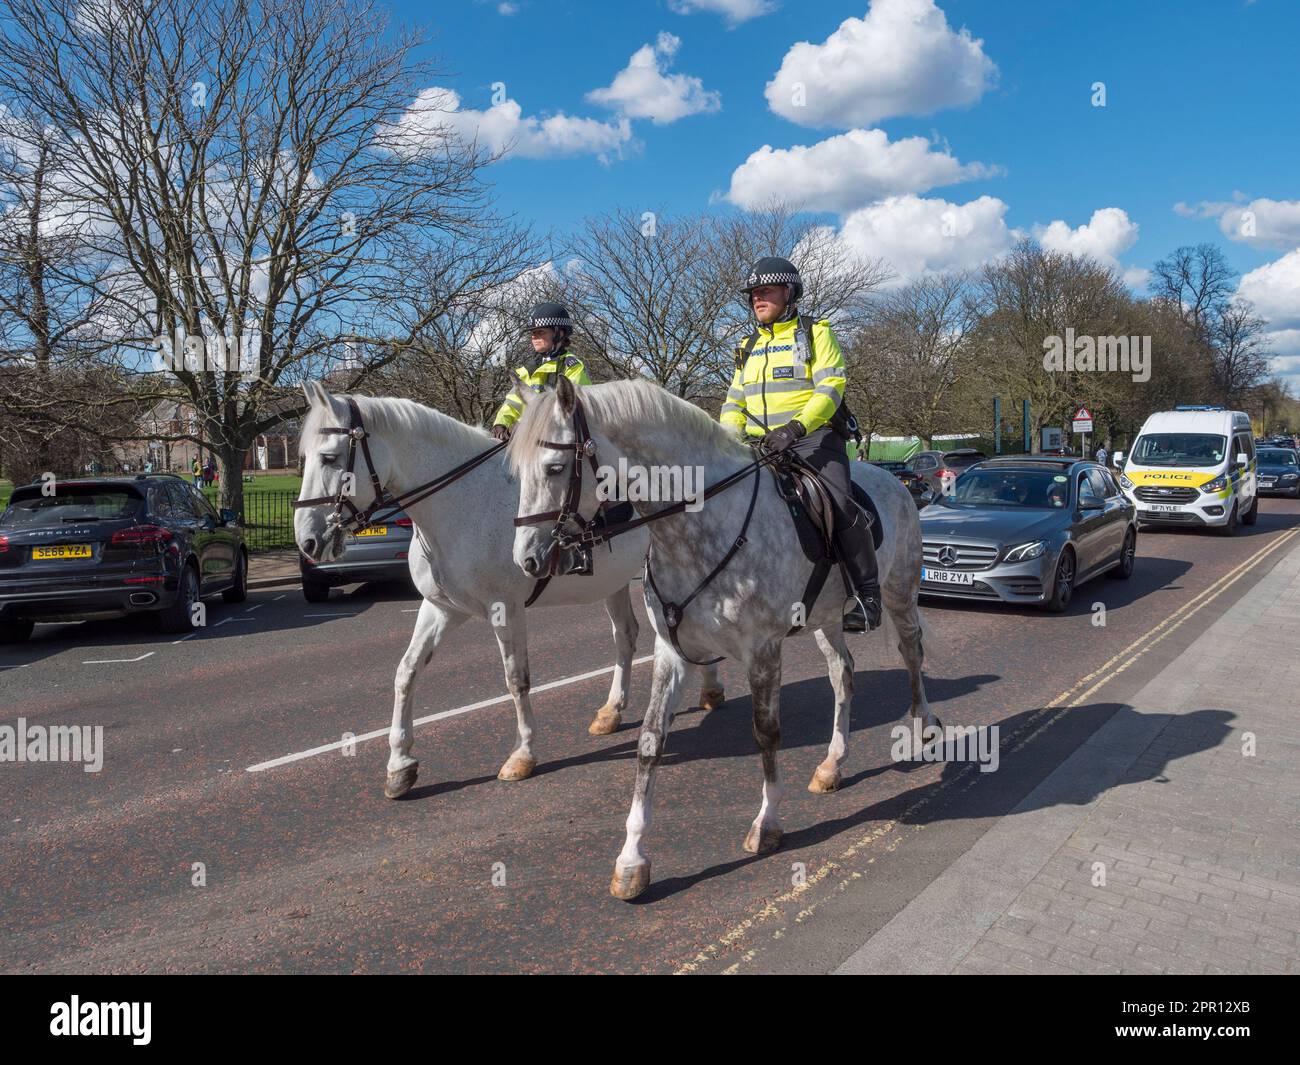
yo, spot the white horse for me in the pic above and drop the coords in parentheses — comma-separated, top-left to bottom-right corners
(509, 377, 938, 899)
(292, 382, 725, 797)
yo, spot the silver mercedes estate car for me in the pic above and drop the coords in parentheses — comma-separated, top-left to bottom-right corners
(918, 457, 1138, 612)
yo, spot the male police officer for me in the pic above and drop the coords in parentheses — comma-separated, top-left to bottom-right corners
(490, 302, 591, 441)
(721, 257, 881, 632)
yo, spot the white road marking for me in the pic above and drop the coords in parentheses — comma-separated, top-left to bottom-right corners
(245, 604, 264, 612)
(214, 617, 255, 627)
(171, 633, 199, 644)
(274, 594, 286, 601)
(83, 651, 156, 664)
(304, 612, 354, 618)
(246, 654, 656, 773)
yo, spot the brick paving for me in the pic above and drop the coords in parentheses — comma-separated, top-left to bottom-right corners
(838, 539, 1300, 975)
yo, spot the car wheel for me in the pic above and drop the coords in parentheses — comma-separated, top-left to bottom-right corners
(1108, 528, 1137, 580)
(1216, 502, 1238, 537)
(1292, 485, 1300, 499)
(1045, 549, 1075, 613)
(222, 550, 248, 603)
(302, 571, 331, 603)
(0, 618, 34, 643)
(157, 563, 200, 633)
(1241, 494, 1258, 526)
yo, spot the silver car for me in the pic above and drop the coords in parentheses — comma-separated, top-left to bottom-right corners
(918, 458, 1138, 612)
(299, 510, 417, 602)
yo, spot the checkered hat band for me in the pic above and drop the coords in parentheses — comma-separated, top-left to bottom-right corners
(531, 316, 572, 327)
(747, 272, 799, 287)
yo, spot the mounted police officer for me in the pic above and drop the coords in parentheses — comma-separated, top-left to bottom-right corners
(721, 256, 882, 633)
(490, 302, 592, 441)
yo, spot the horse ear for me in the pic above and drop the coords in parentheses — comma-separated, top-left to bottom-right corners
(302, 381, 316, 406)
(556, 373, 577, 416)
(302, 380, 329, 407)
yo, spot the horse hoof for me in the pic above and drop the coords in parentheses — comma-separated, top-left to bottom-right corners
(497, 753, 536, 781)
(610, 860, 651, 900)
(588, 707, 622, 735)
(699, 687, 726, 712)
(808, 763, 841, 793)
(743, 822, 783, 854)
(384, 762, 418, 799)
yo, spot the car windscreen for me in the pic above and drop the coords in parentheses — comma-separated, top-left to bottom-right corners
(944, 469, 1072, 509)
(1131, 433, 1226, 467)
(0, 485, 144, 528)
(944, 452, 987, 468)
(1258, 450, 1298, 466)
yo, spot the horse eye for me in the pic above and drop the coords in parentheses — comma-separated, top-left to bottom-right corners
(320, 454, 338, 465)
(546, 463, 566, 476)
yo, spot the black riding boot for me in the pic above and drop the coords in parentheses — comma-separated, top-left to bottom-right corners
(835, 520, 882, 633)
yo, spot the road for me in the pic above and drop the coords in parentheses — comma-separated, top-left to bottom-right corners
(3, 498, 1298, 974)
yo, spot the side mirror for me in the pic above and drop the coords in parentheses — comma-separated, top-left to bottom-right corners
(1111, 451, 1124, 466)
(1236, 454, 1248, 467)
(1080, 498, 1104, 511)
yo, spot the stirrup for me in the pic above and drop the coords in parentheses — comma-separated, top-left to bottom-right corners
(842, 593, 881, 633)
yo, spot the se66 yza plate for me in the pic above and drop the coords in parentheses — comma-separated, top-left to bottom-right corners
(32, 544, 92, 560)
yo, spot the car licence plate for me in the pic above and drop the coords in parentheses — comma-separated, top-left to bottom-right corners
(352, 526, 387, 538)
(1260, 477, 1276, 486)
(1146, 504, 1183, 513)
(922, 567, 973, 585)
(32, 544, 92, 560)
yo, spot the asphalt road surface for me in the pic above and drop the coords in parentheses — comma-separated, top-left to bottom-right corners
(4, 497, 1299, 974)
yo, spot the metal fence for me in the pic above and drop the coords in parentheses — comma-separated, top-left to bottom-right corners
(203, 488, 297, 553)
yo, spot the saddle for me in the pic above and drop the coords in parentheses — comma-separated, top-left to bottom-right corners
(767, 456, 882, 635)
(769, 459, 882, 565)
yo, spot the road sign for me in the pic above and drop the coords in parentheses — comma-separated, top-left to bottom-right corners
(1072, 406, 1094, 434)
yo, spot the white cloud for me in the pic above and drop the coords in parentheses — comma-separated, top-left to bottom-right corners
(1033, 207, 1142, 282)
(667, 0, 775, 25)
(1238, 248, 1300, 330)
(765, 0, 998, 128)
(497, 2, 519, 13)
(586, 32, 721, 125)
(1176, 197, 1300, 251)
(724, 128, 996, 215)
(382, 87, 632, 164)
(833, 193, 1020, 285)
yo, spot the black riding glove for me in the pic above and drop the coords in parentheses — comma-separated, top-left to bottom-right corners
(764, 421, 805, 453)
(491, 425, 510, 443)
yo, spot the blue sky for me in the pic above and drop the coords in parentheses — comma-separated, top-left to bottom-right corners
(389, 0, 1300, 381)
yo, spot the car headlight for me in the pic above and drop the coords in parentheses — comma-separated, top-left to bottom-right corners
(1119, 473, 1135, 490)
(1281, 473, 1299, 482)
(1201, 474, 1228, 493)
(1004, 540, 1047, 563)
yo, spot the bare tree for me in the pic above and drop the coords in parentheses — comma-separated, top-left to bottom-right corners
(0, 0, 499, 509)
(1211, 298, 1273, 405)
(1149, 243, 1238, 343)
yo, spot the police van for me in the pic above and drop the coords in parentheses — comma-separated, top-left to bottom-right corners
(1114, 406, 1257, 534)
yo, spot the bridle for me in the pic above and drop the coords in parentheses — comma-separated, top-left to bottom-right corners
(512, 398, 608, 578)
(293, 396, 505, 547)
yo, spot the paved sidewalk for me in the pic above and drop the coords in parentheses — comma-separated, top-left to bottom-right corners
(247, 549, 302, 589)
(837, 539, 1300, 975)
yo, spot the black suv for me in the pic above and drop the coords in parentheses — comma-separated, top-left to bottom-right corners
(0, 474, 247, 643)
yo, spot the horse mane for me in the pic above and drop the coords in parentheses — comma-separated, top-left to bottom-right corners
(303, 393, 492, 454)
(507, 378, 747, 475)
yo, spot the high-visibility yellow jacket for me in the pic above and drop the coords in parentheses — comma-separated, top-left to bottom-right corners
(492, 351, 592, 429)
(720, 315, 847, 437)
